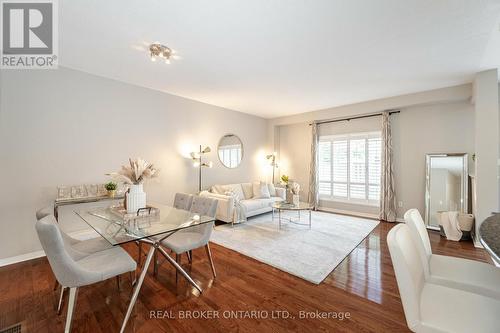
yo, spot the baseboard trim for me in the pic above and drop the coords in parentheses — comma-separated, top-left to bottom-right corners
(0, 230, 100, 268)
(473, 237, 483, 248)
(0, 250, 46, 268)
(318, 207, 379, 220)
(318, 206, 405, 223)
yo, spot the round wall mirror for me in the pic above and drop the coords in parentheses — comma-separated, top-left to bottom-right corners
(217, 134, 243, 168)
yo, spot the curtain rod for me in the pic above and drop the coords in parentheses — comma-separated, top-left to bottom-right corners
(308, 110, 400, 126)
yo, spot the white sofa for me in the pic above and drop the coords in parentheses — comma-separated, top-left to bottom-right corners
(200, 182, 285, 224)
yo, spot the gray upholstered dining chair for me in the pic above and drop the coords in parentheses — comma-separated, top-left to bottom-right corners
(37, 206, 118, 314)
(36, 206, 54, 220)
(36, 207, 113, 260)
(173, 192, 194, 210)
(155, 196, 218, 284)
(138, 193, 195, 266)
(36, 215, 137, 333)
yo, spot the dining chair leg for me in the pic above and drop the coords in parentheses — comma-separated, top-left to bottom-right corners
(156, 247, 202, 293)
(175, 254, 180, 284)
(205, 243, 217, 279)
(137, 242, 142, 267)
(187, 250, 192, 264)
(64, 287, 78, 333)
(53, 279, 59, 291)
(129, 270, 137, 286)
(116, 275, 121, 291)
(57, 286, 67, 315)
(153, 250, 158, 276)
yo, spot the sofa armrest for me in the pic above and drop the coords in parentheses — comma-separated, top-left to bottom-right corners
(275, 187, 286, 200)
(199, 191, 235, 222)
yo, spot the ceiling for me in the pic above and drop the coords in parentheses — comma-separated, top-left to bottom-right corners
(60, 0, 500, 119)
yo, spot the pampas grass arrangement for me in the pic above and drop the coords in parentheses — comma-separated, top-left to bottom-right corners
(107, 158, 160, 185)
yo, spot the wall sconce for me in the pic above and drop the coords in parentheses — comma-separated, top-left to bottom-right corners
(266, 152, 278, 184)
(191, 145, 212, 192)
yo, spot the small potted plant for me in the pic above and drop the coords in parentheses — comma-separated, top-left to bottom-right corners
(281, 175, 289, 187)
(105, 181, 117, 198)
(281, 175, 299, 204)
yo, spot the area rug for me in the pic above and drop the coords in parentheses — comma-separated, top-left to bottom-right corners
(211, 211, 379, 284)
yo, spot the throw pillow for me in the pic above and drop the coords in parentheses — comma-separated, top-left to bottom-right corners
(227, 184, 245, 200)
(267, 183, 276, 196)
(212, 184, 228, 194)
(241, 183, 254, 199)
(224, 190, 240, 201)
(252, 181, 271, 199)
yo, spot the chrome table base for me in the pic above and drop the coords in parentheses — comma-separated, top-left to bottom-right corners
(120, 235, 202, 333)
(273, 208, 312, 230)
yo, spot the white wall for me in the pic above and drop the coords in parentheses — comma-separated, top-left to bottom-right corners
(0, 67, 269, 260)
(274, 88, 475, 220)
(392, 103, 474, 218)
(277, 122, 311, 198)
(473, 69, 499, 237)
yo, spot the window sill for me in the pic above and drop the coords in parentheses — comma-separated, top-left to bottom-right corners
(319, 197, 380, 208)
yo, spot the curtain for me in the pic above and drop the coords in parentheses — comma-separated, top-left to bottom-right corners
(380, 111, 397, 222)
(308, 122, 319, 209)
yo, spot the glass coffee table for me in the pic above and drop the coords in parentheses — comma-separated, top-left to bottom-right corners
(272, 201, 313, 229)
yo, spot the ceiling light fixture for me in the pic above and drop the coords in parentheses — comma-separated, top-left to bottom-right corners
(149, 43, 179, 64)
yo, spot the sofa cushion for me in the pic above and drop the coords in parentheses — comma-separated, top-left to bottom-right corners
(212, 184, 244, 200)
(241, 199, 273, 211)
(224, 190, 239, 201)
(270, 196, 284, 203)
(275, 187, 286, 200)
(241, 183, 253, 199)
(253, 181, 271, 199)
(211, 184, 226, 194)
(226, 184, 244, 200)
(268, 183, 276, 196)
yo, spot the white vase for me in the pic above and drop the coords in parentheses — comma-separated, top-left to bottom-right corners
(126, 184, 146, 213)
(286, 188, 293, 204)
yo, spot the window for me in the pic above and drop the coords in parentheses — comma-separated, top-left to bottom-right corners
(318, 131, 381, 206)
(218, 145, 241, 168)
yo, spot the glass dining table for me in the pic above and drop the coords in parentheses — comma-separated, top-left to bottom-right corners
(75, 202, 216, 333)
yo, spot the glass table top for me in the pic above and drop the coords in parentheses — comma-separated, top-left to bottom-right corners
(75, 202, 215, 246)
(272, 201, 313, 210)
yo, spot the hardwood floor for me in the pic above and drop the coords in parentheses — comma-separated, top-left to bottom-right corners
(0, 219, 491, 333)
